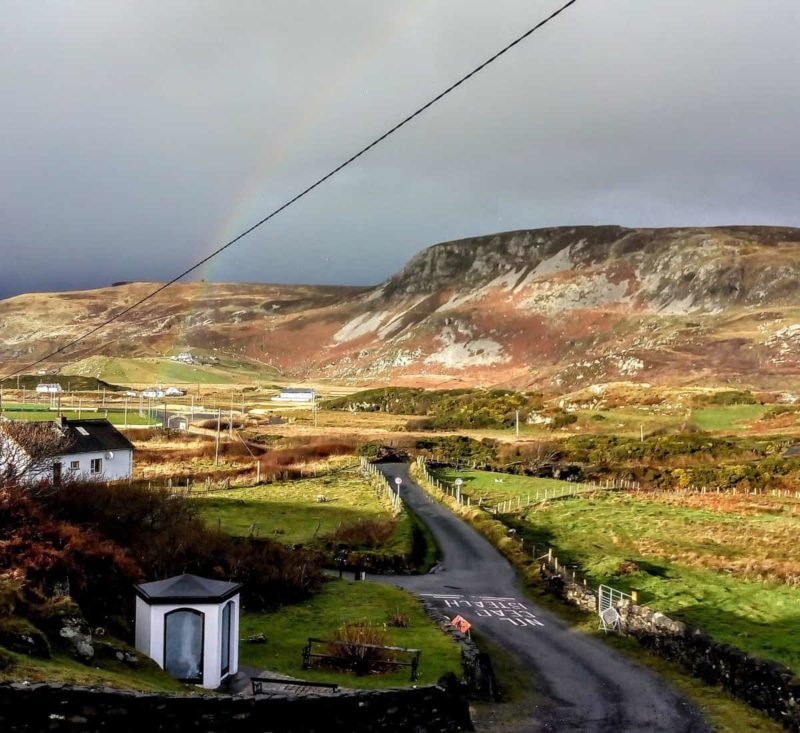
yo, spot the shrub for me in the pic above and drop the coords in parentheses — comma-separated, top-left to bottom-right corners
(692, 390, 758, 406)
(549, 411, 578, 430)
(326, 387, 544, 430)
(325, 622, 396, 675)
(2, 480, 323, 636)
(330, 519, 396, 549)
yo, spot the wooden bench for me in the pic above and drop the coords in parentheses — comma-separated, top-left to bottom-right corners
(301, 637, 421, 680)
(251, 676, 340, 695)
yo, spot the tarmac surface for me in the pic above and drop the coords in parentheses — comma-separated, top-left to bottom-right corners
(373, 462, 711, 733)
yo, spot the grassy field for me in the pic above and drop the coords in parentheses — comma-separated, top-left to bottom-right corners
(239, 579, 462, 688)
(0, 403, 156, 425)
(193, 471, 409, 548)
(62, 355, 278, 386)
(691, 405, 770, 432)
(430, 467, 579, 508)
(508, 491, 800, 671)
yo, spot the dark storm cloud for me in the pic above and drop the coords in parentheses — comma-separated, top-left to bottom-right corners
(1, 0, 799, 298)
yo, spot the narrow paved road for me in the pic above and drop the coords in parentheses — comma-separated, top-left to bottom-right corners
(374, 463, 709, 733)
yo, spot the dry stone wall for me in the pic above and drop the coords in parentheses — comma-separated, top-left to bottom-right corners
(421, 598, 497, 701)
(0, 680, 473, 733)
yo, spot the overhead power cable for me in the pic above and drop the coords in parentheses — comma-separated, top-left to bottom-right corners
(3, 0, 578, 380)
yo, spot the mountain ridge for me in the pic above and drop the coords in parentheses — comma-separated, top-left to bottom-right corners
(3, 225, 800, 390)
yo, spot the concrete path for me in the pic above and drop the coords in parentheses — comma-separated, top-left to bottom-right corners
(373, 462, 710, 733)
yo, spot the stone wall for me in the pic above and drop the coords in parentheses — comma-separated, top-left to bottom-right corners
(0, 680, 473, 733)
(540, 564, 800, 731)
(422, 599, 497, 701)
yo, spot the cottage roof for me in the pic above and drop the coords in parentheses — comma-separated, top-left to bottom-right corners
(134, 573, 242, 604)
(59, 418, 135, 454)
(1, 417, 134, 456)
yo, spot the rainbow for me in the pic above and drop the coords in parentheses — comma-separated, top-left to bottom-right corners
(155, 2, 433, 381)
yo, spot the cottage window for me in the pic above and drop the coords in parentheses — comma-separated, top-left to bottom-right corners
(69, 460, 80, 471)
(90, 458, 103, 474)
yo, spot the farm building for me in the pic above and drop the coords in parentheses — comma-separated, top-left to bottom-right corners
(275, 387, 316, 402)
(35, 383, 63, 394)
(142, 387, 166, 399)
(164, 387, 186, 397)
(0, 417, 134, 484)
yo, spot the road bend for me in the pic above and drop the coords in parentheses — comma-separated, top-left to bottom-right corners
(373, 462, 709, 733)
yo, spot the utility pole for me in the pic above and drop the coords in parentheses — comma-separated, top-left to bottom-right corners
(124, 399, 128, 428)
(78, 398, 82, 419)
(191, 395, 195, 421)
(313, 393, 318, 429)
(515, 410, 520, 438)
(164, 401, 168, 430)
(229, 392, 234, 440)
(215, 409, 221, 466)
(640, 424, 644, 443)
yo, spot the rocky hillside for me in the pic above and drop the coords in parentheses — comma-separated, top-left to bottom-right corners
(3, 226, 800, 390)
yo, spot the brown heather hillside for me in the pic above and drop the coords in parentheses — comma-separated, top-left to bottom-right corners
(2, 226, 800, 390)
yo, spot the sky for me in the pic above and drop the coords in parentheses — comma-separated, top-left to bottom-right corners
(1, 0, 799, 299)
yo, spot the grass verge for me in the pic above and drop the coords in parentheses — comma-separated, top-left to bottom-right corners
(239, 579, 462, 689)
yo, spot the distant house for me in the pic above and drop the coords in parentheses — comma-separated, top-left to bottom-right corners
(0, 417, 134, 484)
(164, 387, 186, 397)
(142, 387, 165, 399)
(275, 387, 316, 402)
(35, 383, 63, 394)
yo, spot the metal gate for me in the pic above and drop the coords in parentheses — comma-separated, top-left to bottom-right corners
(597, 584, 630, 632)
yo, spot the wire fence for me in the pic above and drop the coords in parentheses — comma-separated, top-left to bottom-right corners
(414, 456, 638, 515)
(359, 457, 403, 516)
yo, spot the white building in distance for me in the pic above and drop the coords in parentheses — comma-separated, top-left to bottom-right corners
(275, 387, 316, 402)
(35, 383, 63, 394)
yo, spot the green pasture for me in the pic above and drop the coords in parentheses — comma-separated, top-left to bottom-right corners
(509, 493, 800, 671)
(429, 467, 578, 508)
(0, 403, 156, 426)
(61, 355, 279, 386)
(690, 405, 770, 432)
(193, 473, 411, 551)
(239, 579, 462, 689)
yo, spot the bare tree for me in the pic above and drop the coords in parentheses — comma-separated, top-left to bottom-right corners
(522, 441, 561, 473)
(0, 421, 75, 485)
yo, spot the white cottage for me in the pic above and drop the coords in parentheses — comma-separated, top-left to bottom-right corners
(275, 387, 316, 402)
(134, 574, 241, 689)
(0, 417, 134, 484)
